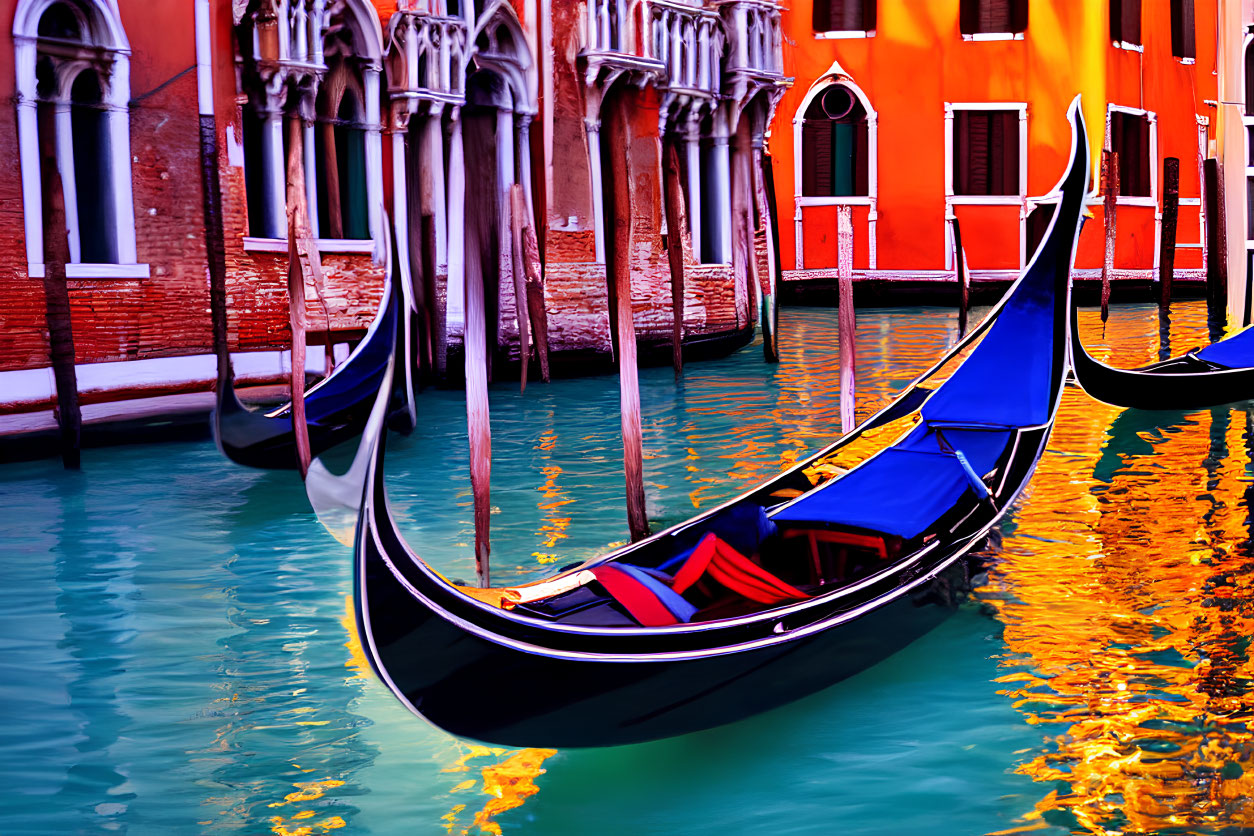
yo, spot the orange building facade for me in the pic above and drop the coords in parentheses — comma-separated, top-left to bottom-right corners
(770, 0, 1216, 291)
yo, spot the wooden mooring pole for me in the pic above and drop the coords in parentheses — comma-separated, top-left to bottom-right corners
(1158, 157, 1180, 308)
(951, 216, 970, 338)
(1101, 149, 1119, 324)
(284, 115, 312, 478)
(508, 185, 532, 393)
(1204, 157, 1228, 338)
(459, 115, 493, 587)
(607, 101, 650, 543)
(38, 108, 80, 469)
(662, 141, 686, 377)
(511, 183, 550, 385)
(837, 205, 856, 435)
(760, 152, 782, 363)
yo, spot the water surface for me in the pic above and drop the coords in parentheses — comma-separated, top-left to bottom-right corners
(2, 301, 1250, 835)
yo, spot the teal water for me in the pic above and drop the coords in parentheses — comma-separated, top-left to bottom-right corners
(3, 302, 1252, 835)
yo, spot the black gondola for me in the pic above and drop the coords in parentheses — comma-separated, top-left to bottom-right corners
(213, 229, 415, 471)
(1071, 306, 1254, 409)
(342, 101, 1091, 748)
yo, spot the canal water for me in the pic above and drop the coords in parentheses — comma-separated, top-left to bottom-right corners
(3, 301, 1252, 835)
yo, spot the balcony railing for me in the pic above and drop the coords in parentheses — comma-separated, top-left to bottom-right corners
(652, 0, 723, 97)
(386, 11, 468, 107)
(580, 0, 782, 95)
(716, 0, 784, 82)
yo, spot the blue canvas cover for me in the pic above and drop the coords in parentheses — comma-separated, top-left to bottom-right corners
(897, 424, 1011, 475)
(917, 241, 1061, 428)
(1195, 327, 1254, 370)
(772, 448, 974, 538)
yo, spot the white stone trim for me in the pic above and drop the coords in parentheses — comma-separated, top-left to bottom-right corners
(194, 0, 213, 116)
(64, 262, 150, 279)
(814, 30, 873, 39)
(241, 236, 379, 253)
(962, 32, 1023, 42)
(0, 349, 338, 409)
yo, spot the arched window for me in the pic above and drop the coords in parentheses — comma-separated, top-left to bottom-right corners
(70, 69, 115, 263)
(14, 0, 139, 273)
(315, 73, 370, 240)
(235, 0, 383, 244)
(801, 85, 869, 197)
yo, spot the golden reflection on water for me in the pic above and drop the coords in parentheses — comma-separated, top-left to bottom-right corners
(984, 302, 1254, 834)
(439, 744, 558, 835)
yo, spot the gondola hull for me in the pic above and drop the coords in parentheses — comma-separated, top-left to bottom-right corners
(362, 536, 980, 747)
(357, 424, 1050, 747)
(213, 275, 410, 470)
(1070, 312, 1254, 410)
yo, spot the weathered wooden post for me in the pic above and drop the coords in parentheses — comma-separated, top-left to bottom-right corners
(1158, 157, 1180, 308)
(760, 152, 782, 362)
(662, 141, 687, 376)
(285, 116, 312, 478)
(951, 216, 970, 338)
(1204, 157, 1228, 338)
(732, 120, 758, 329)
(460, 113, 493, 587)
(606, 100, 650, 543)
(420, 212, 439, 373)
(507, 185, 532, 392)
(837, 205, 856, 435)
(1101, 149, 1119, 323)
(38, 108, 81, 469)
(511, 184, 551, 383)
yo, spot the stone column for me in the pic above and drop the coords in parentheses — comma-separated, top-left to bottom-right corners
(586, 117, 607, 264)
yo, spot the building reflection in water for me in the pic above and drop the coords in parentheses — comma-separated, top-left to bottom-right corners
(984, 304, 1254, 834)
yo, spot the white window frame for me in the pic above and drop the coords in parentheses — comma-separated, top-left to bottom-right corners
(944, 102, 1028, 269)
(945, 102, 1028, 206)
(1105, 103, 1158, 208)
(792, 65, 878, 270)
(13, 0, 145, 279)
(962, 32, 1024, 41)
(815, 30, 874, 39)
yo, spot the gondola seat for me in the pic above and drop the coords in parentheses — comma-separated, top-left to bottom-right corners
(588, 531, 809, 626)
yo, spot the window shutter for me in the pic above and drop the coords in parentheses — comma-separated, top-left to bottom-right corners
(999, 111, 1020, 195)
(1115, 0, 1141, 45)
(959, 0, 978, 36)
(819, 0, 865, 31)
(1171, 0, 1195, 59)
(812, 0, 832, 33)
(854, 119, 869, 196)
(982, 0, 1012, 33)
(861, 0, 876, 31)
(958, 111, 993, 196)
(1136, 115, 1150, 197)
(1247, 45, 1254, 114)
(802, 119, 834, 197)
(1010, 0, 1027, 33)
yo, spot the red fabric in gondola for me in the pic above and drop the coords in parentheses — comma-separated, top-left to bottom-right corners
(590, 565, 681, 627)
(670, 533, 809, 604)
